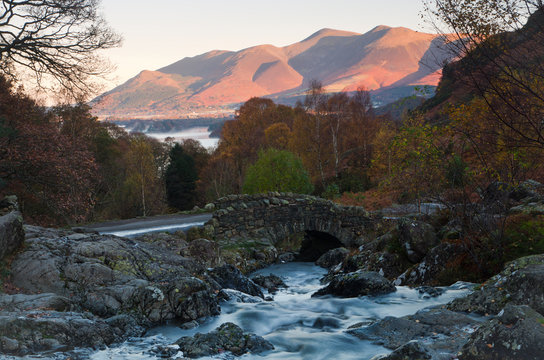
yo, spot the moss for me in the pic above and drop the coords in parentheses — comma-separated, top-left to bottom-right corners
(275, 232, 304, 252)
(220, 240, 270, 251)
(111, 259, 138, 276)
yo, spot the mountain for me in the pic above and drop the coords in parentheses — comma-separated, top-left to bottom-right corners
(92, 26, 452, 120)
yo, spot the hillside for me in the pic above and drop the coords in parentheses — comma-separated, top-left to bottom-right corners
(92, 26, 452, 119)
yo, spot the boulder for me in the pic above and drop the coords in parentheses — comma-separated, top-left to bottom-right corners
(0, 311, 144, 355)
(349, 307, 480, 356)
(175, 322, 274, 357)
(218, 289, 263, 303)
(251, 274, 287, 294)
(0, 211, 24, 260)
(458, 304, 544, 360)
(372, 341, 432, 360)
(277, 252, 296, 263)
(448, 254, 544, 315)
(315, 247, 350, 269)
(397, 219, 438, 263)
(208, 264, 263, 298)
(394, 243, 465, 286)
(312, 271, 396, 298)
(343, 251, 406, 280)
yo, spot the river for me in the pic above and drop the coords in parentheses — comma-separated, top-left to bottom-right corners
(85, 262, 471, 360)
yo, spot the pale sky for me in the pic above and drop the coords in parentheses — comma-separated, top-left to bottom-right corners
(100, 0, 427, 90)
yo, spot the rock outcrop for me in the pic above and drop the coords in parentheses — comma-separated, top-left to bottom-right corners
(0, 226, 222, 356)
(208, 264, 263, 298)
(458, 304, 544, 360)
(448, 255, 544, 315)
(251, 274, 287, 294)
(316, 247, 350, 269)
(349, 307, 480, 358)
(175, 322, 274, 357)
(313, 271, 396, 298)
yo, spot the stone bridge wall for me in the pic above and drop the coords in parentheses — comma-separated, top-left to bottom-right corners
(208, 193, 371, 247)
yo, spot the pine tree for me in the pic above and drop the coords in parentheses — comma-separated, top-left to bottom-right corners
(165, 144, 198, 210)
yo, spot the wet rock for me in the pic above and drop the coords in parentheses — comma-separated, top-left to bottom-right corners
(448, 254, 544, 315)
(315, 247, 350, 269)
(208, 264, 263, 298)
(395, 243, 465, 286)
(348, 307, 480, 355)
(397, 219, 438, 263)
(251, 274, 287, 294)
(175, 322, 274, 357)
(180, 238, 220, 268)
(373, 341, 433, 360)
(277, 252, 296, 263)
(218, 289, 263, 303)
(312, 316, 341, 329)
(415, 286, 446, 298)
(0, 310, 145, 355)
(312, 271, 396, 298)
(343, 251, 406, 280)
(458, 304, 544, 360)
(0, 210, 24, 260)
(149, 344, 180, 358)
(179, 320, 199, 330)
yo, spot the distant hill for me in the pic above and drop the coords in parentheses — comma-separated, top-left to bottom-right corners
(92, 26, 453, 120)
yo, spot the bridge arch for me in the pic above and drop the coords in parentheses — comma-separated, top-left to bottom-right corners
(207, 193, 372, 254)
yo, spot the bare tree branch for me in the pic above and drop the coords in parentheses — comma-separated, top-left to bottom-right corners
(0, 0, 121, 98)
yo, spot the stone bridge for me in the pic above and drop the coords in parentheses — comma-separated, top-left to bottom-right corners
(207, 193, 372, 259)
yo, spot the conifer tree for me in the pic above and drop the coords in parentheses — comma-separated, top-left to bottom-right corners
(165, 144, 198, 210)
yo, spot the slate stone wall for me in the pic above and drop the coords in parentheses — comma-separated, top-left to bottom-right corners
(208, 192, 371, 247)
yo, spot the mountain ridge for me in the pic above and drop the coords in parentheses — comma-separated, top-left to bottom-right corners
(92, 26, 452, 119)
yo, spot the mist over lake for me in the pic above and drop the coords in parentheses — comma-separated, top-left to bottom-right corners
(143, 126, 219, 149)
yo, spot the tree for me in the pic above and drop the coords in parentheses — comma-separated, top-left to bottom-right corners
(295, 80, 330, 187)
(378, 114, 445, 211)
(165, 144, 198, 211)
(242, 149, 313, 194)
(0, 76, 97, 224)
(423, 0, 544, 150)
(123, 135, 162, 217)
(0, 0, 121, 97)
(265, 122, 291, 150)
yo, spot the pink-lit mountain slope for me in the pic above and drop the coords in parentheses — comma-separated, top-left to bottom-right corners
(92, 26, 451, 119)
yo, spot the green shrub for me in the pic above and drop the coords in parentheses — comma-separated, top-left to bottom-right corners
(243, 149, 313, 194)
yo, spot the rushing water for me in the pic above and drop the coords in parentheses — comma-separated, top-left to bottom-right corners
(85, 262, 472, 360)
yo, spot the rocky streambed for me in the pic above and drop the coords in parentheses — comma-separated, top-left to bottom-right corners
(2, 193, 544, 359)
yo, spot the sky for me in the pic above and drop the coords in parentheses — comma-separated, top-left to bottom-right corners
(99, 0, 427, 90)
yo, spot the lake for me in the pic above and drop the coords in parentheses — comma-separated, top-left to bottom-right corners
(139, 127, 219, 149)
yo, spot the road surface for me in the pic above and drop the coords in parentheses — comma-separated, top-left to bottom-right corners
(79, 213, 213, 237)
